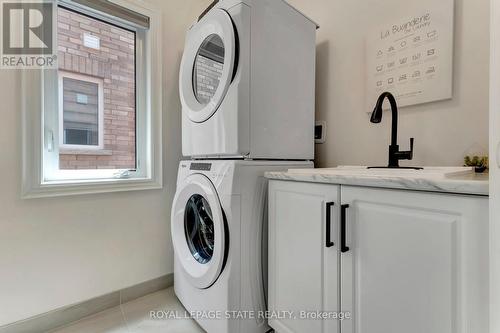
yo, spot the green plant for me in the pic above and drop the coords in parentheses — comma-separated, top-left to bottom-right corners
(464, 155, 489, 168)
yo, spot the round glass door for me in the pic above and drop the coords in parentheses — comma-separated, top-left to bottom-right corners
(171, 174, 227, 289)
(179, 8, 236, 123)
(184, 194, 215, 264)
(193, 34, 225, 105)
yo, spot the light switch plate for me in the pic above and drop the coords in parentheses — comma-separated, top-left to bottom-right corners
(315, 121, 326, 144)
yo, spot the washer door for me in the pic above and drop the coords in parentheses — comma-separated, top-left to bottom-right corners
(179, 8, 237, 123)
(171, 174, 227, 289)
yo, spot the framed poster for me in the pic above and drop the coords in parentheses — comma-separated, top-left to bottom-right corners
(365, 0, 454, 109)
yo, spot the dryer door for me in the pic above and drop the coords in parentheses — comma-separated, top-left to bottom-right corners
(179, 8, 237, 123)
(171, 174, 227, 289)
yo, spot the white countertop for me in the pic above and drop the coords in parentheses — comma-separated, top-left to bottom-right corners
(265, 167, 489, 196)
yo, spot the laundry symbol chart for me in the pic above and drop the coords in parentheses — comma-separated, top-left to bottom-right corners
(366, 0, 454, 108)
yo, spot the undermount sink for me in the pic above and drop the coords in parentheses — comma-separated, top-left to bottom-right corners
(287, 166, 474, 178)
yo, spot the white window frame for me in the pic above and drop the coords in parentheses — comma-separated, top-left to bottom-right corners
(22, 0, 163, 198)
(58, 71, 105, 151)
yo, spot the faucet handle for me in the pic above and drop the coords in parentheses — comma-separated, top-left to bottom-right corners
(397, 138, 415, 160)
(408, 138, 414, 160)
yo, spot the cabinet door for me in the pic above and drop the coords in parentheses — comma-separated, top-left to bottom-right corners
(268, 180, 340, 333)
(340, 186, 488, 333)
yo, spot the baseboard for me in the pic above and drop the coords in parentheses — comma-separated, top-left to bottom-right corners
(0, 273, 173, 333)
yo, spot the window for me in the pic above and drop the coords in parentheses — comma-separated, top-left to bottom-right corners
(57, 5, 137, 170)
(22, 0, 162, 198)
(58, 71, 104, 151)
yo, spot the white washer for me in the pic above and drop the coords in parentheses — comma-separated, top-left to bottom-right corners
(171, 160, 312, 333)
(180, 0, 318, 160)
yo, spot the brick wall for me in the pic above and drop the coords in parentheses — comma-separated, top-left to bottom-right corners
(57, 7, 136, 170)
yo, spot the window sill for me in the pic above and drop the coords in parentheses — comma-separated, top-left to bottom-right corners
(22, 177, 162, 199)
(59, 148, 113, 156)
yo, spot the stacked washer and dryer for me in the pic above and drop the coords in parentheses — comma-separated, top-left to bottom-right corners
(171, 1, 318, 332)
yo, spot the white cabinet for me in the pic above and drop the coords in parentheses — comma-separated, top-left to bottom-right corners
(340, 186, 488, 333)
(268, 181, 489, 333)
(268, 180, 340, 333)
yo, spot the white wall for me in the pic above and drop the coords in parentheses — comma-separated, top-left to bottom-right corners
(288, 0, 489, 168)
(0, 0, 211, 326)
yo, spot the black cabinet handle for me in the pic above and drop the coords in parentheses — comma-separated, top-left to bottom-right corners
(326, 202, 335, 248)
(341, 204, 350, 253)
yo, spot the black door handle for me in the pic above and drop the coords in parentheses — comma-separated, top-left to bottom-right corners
(326, 202, 335, 248)
(341, 204, 350, 253)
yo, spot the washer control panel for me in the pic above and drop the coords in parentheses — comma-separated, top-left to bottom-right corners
(180, 161, 233, 186)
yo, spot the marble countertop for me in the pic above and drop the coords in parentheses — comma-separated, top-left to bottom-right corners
(265, 167, 489, 196)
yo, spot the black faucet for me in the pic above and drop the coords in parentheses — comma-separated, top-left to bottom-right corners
(369, 92, 421, 169)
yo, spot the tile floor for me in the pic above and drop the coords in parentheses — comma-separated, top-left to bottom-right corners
(49, 288, 205, 333)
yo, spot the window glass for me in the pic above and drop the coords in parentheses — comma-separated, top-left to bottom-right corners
(193, 34, 224, 105)
(62, 77, 99, 146)
(57, 6, 136, 170)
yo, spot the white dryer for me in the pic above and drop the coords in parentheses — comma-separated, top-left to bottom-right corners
(180, 0, 318, 160)
(171, 160, 312, 333)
